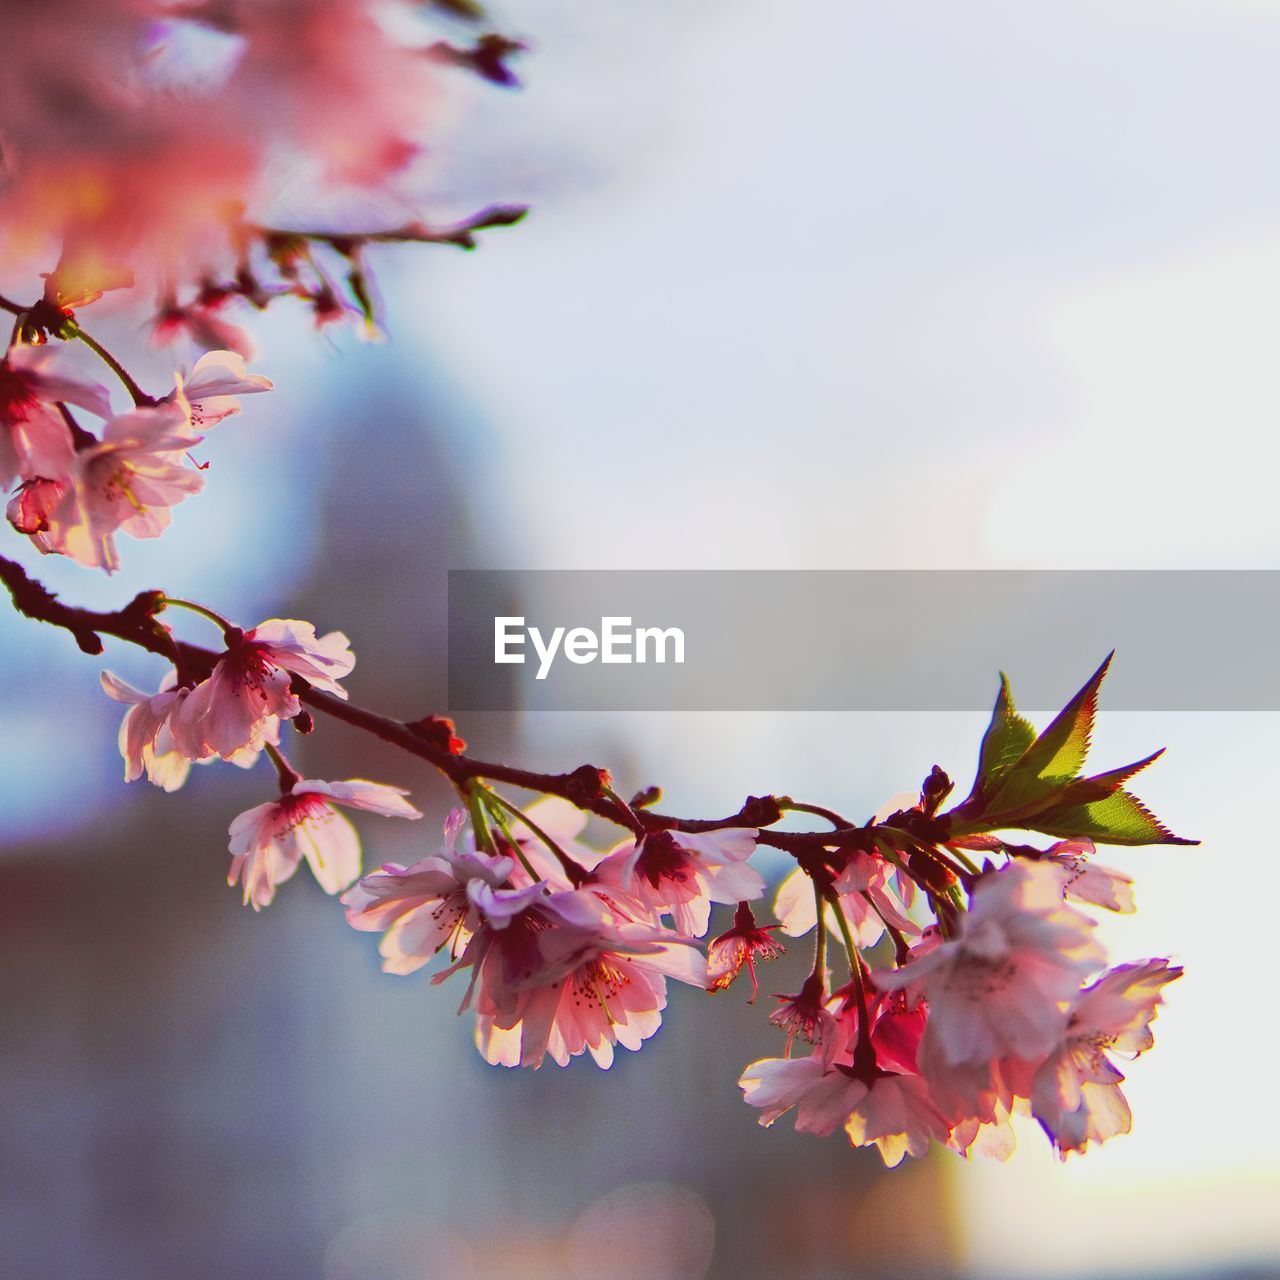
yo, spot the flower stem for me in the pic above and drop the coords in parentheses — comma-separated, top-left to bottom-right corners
(264, 741, 301, 792)
(483, 788, 587, 886)
(844, 937, 879, 1079)
(827, 893, 862, 978)
(601, 783, 648, 836)
(160, 596, 238, 643)
(811, 878, 827, 982)
(779, 797, 857, 829)
(829, 893, 880, 1076)
(465, 782, 500, 858)
(69, 324, 152, 407)
(946, 844, 983, 879)
(473, 786, 542, 882)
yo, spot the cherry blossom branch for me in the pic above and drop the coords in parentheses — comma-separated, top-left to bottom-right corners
(0, 554, 925, 864)
(0, 558, 173, 657)
(0, 0, 1197, 1164)
(0, 550, 1194, 942)
(247, 206, 530, 255)
(292, 684, 861, 854)
(0, 553, 1194, 1161)
(0, 549, 1072, 885)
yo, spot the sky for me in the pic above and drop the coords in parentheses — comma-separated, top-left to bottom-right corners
(404, 1, 1280, 1270)
(3, 1, 1280, 1274)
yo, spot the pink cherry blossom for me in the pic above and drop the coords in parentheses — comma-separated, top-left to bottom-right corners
(738, 1054, 834, 1128)
(342, 809, 515, 974)
(99, 667, 277, 789)
(173, 618, 354, 760)
(591, 827, 763, 937)
(223, 0, 438, 187)
(6, 477, 69, 540)
(878, 860, 1105, 1067)
(228, 778, 421, 909)
(1041, 838, 1136, 914)
(841, 1072, 952, 1167)
(99, 671, 193, 793)
(706, 901, 784, 1000)
(0, 344, 111, 488)
(740, 1026, 950, 1166)
(24, 402, 204, 572)
(945, 1105, 1019, 1161)
(769, 974, 840, 1056)
(832, 850, 919, 933)
(453, 882, 706, 1069)
(773, 851, 915, 951)
(866, 987, 929, 1076)
(167, 349, 273, 432)
(1030, 957, 1181, 1157)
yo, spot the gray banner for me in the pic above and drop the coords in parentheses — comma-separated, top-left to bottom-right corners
(446, 570, 1280, 711)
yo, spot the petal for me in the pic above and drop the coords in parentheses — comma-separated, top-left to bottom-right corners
(295, 778, 422, 819)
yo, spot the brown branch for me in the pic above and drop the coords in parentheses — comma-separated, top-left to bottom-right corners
(0, 555, 908, 861)
(251, 205, 529, 256)
(0, 557, 172, 656)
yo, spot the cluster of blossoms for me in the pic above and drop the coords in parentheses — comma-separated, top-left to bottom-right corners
(0, 268, 1189, 1168)
(2, 343, 269, 571)
(1, 0, 524, 340)
(0, 1, 520, 593)
(97, 611, 420, 908)
(83, 610, 1188, 1162)
(741, 858, 1180, 1163)
(344, 807, 752, 1068)
(0, 4, 1190, 1174)
(336, 789, 1180, 1162)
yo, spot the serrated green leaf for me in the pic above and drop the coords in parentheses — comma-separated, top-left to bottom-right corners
(1051, 749, 1165, 807)
(965, 673, 1038, 804)
(941, 657, 1194, 848)
(1011, 787, 1196, 846)
(987, 653, 1113, 813)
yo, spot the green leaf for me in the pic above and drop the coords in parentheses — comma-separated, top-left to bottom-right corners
(1051, 749, 1165, 806)
(1015, 788, 1197, 846)
(942, 656, 1196, 847)
(987, 653, 1113, 813)
(965, 673, 1038, 804)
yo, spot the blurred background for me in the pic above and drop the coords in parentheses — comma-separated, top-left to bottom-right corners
(3, 1, 1280, 1276)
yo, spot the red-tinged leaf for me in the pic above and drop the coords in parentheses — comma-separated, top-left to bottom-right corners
(987, 653, 1113, 813)
(945, 833, 1005, 851)
(1008, 788, 1197, 846)
(965, 673, 1037, 804)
